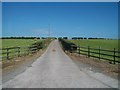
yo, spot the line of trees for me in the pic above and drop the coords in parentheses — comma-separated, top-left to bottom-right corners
(58, 37, 106, 40)
(1, 37, 40, 39)
(1, 37, 58, 40)
(72, 37, 106, 40)
(41, 37, 57, 39)
(1, 36, 110, 40)
(72, 37, 87, 40)
(58, 37, 68, 40)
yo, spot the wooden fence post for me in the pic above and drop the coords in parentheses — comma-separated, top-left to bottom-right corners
(27, 47, 29, 55)
(88, 46, 90, 57)
(113, 48, 116, 64)
(7, 48, 9, 60)
(99, 46, 100, 60)
(18, 47, 20, 57)
(28, 47, 30, 55)
(79, 46, 80, 56)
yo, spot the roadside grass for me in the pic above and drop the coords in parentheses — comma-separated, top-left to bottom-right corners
(66, 39, 119, 63)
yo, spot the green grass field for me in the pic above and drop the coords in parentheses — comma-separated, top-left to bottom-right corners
(67, 39, 119, 63)
(0, 39, 43, 60)
(67, 39, 118, 50)
(2, 39, 42, 48)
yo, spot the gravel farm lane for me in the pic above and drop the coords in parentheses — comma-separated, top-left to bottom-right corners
(2, 40, 118, 88)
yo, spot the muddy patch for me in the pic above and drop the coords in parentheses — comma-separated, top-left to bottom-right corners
(52, 49, 56, 52)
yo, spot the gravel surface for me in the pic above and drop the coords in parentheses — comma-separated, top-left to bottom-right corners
(2, 49, 45, 83)
(68, 53, 119, 79)
(2, 40, 118, 88)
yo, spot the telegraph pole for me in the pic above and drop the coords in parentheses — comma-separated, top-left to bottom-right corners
(48, 24, 50, 38)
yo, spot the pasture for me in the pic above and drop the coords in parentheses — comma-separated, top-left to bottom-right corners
(67, 39, 118, 50)
(2, 39, 41, 48)
(66, 39, 119, 63)
(0, 39, 43, 60)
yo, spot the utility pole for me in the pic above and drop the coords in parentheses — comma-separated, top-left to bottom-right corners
(48, 24, 50, 38)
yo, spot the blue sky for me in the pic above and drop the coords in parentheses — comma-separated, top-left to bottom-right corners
(2, 2, 118, 38)
(0, 2, 2, 37)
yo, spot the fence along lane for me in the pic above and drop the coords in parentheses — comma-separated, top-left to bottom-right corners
(0, 42, 43, 60)
(77, 46, 120, 64)
(59, 39, 120, 64)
